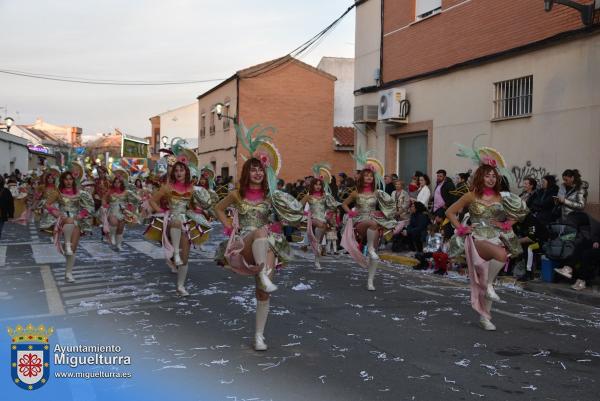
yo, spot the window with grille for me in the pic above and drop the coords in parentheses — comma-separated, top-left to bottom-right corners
(200, 114, 206, 138)
(416, 0, 441, 20)
(209, 112, 215, 134)
(223, 103, 231, 130)
(493, 75, 533, 120)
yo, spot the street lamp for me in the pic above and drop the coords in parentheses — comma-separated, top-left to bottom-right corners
(212, 102, 237, 123)
(4, 117, 14, 132)
(544, 0, 597, 26)
(161, 136, 169, 148)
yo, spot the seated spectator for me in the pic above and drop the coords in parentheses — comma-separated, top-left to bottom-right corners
(530, 174, 559, 225)
(384, 174, 395, 195)
(519, 177, 539, 208)
(397, 201, 430, 252)
(555, 216, 600, 291)
(391, 179, 410, 221)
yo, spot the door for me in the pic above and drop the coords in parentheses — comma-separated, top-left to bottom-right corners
(396, 133, 428, 185)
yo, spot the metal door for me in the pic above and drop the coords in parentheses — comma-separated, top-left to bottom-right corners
(396, 133, 428, 185)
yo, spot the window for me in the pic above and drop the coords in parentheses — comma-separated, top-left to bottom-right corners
(223, 103, 231, 130)
(221, 166, 229, 179)
(209, 112, 215, 134)
(493, 75, 533, 120)
(415, 0, 441, 20)
(200, 114, 206, 138)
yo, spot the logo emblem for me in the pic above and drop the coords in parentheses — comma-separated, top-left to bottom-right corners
(8, 324, 54, 390)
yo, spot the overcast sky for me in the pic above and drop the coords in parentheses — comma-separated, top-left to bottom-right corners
(0, 0, 355, 138)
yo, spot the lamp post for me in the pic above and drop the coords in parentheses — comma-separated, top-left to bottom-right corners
(544, 0, 597, 26)
(4, 117, 14, 132)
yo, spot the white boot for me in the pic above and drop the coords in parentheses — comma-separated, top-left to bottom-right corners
(170, 227, 183, 266)
(332, 239, 338, 254)
(253, 238, 277, 293)
(109, 226, 117, 246)
(254, 299, 270, 351)
(176, 264, 189, 296)
(314, 228, 324, 269)
(479, 316, 496, 331)
(367, 258, 377, 291)
(115, 233, 123, 251)
(63, 223, 74, 256)
(485, 259, 504, 302)
(366, 228, 380, 260)
(65, 255, 76, 283)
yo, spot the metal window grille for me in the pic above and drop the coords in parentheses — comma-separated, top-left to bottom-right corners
(493, 75, 533, 119)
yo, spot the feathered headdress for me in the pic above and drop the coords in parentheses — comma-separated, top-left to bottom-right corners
(200, 164, 216, 190)
(455, 134, 516, 192)
(352, 146, 385, 190)
(170, 138, 200, 177)
(311, 162, 333, 194)
(236, 122, 281, 193)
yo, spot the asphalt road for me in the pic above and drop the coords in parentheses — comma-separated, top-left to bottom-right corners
(1, 222, 599, 401)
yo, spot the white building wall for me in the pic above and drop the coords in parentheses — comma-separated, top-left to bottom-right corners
(317, 57, 355, 126)
(0, 131, 29, 175)
(158, 102, 199, 149)
(387, 34, 600, 209)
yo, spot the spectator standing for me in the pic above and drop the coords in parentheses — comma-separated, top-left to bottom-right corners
(416, 174, 431, 208)
(556, 169, 588, 223)
(391, 180, 410, 221)
(432, 169, 456, 214)
(0, 176, 15, 239)
(530, 174, 559, 224)
(384, 175, 395, 195)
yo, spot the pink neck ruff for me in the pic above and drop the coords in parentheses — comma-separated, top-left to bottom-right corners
(245, 187, 265, 201)
(482, 187, 497, 196)
(61, 188, 76, 195)
(172, 182, 190, 192)
(361, 185, 374, 193)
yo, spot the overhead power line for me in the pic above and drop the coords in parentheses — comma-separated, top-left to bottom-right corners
(0, 69, 227, 86)
(0, 2, 356, 85)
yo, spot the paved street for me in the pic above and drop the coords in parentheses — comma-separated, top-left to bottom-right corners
(1, 222, 599, 401)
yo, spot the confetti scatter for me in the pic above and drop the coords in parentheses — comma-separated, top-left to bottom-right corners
(292, 283, 312, 291)
(455, 359, 471, 367)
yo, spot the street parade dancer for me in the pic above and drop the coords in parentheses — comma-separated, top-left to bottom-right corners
(45, 162, 94, 283)
(35, 167, 61, 233)
(446, 138, 528, 331)
(93, 165, 111, 241)
(147, 140, 214, 296)
(214, 123, 303, 351)
(341, 149, 397, 291)
(300, 163, 340, 269)
(101, 167, 141, 251)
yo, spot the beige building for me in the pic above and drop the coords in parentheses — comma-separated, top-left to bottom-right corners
(157, 102, 199, 150)
(354, 0, 600, 217)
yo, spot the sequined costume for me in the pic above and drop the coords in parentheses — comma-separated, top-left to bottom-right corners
(106, 189, 141, 224)
(305, 194, 340, 223)
(448, 192, 528, 261)
(47, 189, 95, 233)
(36, 184, 59, 231)
(215, 190, 303, 268)
(352, 191, 397, 230)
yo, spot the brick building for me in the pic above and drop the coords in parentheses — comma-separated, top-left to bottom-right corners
(354, 0, 600, 216)
(196, 56, 355, 182)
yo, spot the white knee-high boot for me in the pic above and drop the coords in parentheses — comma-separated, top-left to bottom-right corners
(253, 238, 277, 293)
(65, 255, 76, 283)
(176, 264, 189, 296)
(366, 228, 379, 260)
(254, 299, 270, 351)
(367, 258, 378, 291)
(63, 223, 74, 256)
(480, 259, 504, 331)
(485, 259, 504, 302)
(314, 228, 324, 269)
(170, 227, 183, 266)
(109, 225, 117, 246)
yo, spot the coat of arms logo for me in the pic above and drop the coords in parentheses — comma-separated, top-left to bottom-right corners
(7, 323, 54, 390)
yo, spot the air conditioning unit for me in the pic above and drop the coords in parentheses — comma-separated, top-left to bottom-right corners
(353, 105, 379, 123)
(378, 88, 410, 123)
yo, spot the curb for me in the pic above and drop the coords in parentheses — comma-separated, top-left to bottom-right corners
(522, 281, 600, 307)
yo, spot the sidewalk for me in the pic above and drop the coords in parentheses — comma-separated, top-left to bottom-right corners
(378, 250, 600, 308)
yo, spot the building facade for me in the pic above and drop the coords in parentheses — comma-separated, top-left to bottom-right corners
(354, 0, 600, 216)
(158, 102, 199, 150)
(196, 57, 355, 182)
(0, 130, 29, 175)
